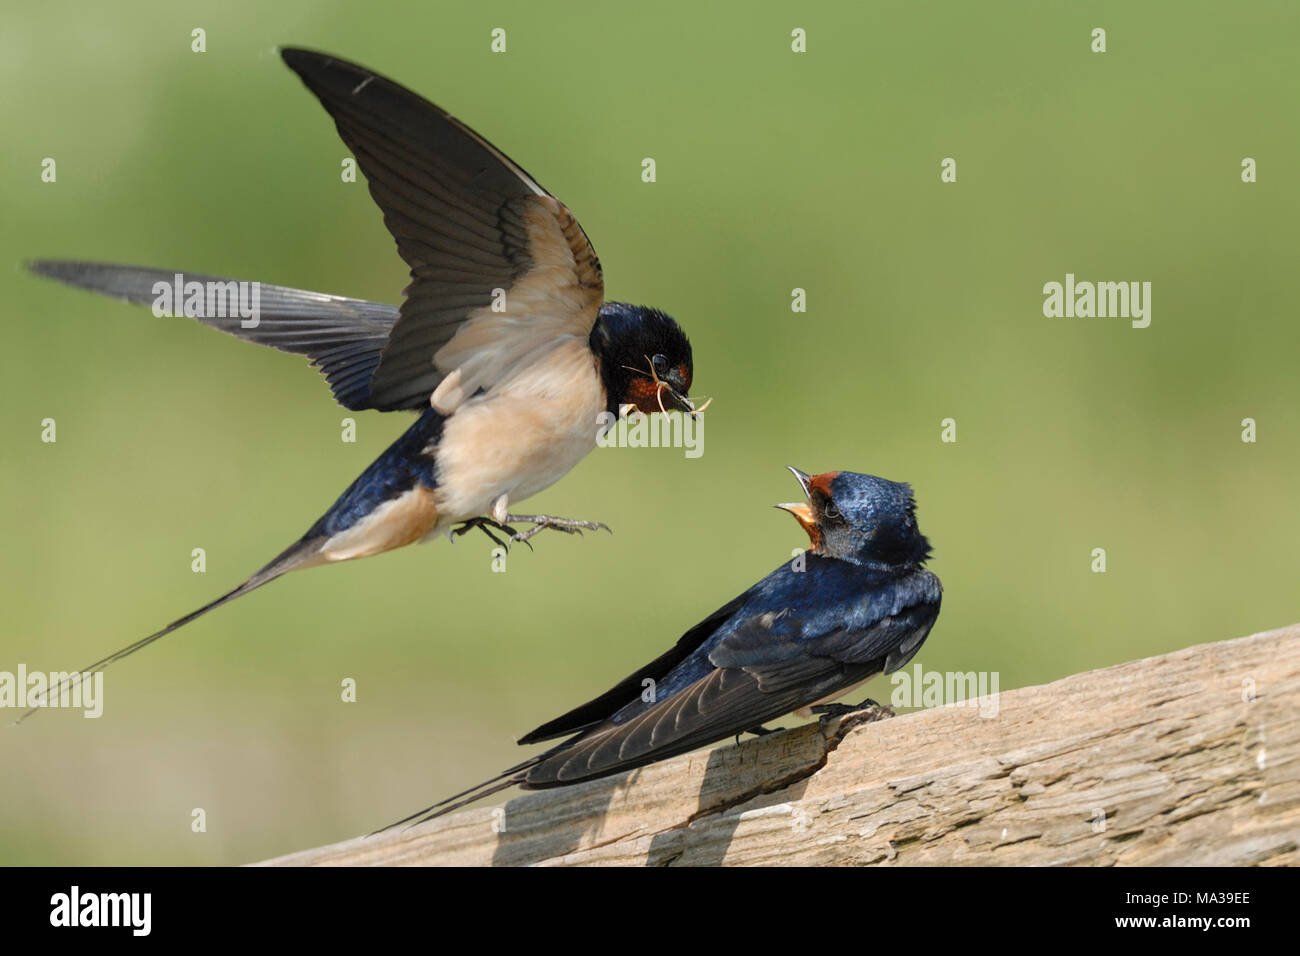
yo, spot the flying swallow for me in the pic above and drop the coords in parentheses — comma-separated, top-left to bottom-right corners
(20, 48, 702, 721)
(399, 467, 942, 826)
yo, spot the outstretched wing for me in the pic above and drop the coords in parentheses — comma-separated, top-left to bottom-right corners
(281, 48, 604, 413)
(26, 260, 397, 410)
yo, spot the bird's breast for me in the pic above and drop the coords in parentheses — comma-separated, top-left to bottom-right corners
(430, 337, 606, 523)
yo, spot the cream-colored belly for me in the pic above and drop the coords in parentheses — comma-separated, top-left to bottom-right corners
(429, 338, 605, 527)
(318, 484, 440, 563)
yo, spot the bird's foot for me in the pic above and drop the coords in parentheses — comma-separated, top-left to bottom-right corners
(811, 698, 895, 729)
(745, 724, 782, 736)
(450, 516, 527, 550)
(504, 514, 612, 545)
(734, 724, 784, 745)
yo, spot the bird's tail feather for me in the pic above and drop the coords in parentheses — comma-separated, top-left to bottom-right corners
(11, 538, 322, 727)
(374, 750, 559, 835)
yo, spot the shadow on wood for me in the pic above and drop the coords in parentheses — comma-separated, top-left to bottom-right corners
(260, 623, 1299, 866)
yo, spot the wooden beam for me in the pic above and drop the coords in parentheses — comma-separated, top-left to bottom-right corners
(259, 623, 1300, 866)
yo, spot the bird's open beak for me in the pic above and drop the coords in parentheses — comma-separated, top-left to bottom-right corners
(787, 466, 811, 498)
(775, 466, 817, 536)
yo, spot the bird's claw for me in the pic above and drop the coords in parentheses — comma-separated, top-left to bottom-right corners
(504, 514, 612, 545)
(451, 516, 528, 551)
(734, 724, 783, 746)
(811, 698, 895, 729)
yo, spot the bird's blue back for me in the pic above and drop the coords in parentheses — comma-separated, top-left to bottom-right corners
(305, 408, 444, 540)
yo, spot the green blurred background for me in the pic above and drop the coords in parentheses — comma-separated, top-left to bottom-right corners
(3, 1, 1298, 864)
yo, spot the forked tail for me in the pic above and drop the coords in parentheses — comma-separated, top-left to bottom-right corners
(373, 749, 561, 835)
(11, 539, 321, 726)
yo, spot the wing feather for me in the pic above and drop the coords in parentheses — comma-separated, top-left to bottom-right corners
(26, 260, 397, 410)
(281, 48, 603, 413)
(519, 571, 943, 787)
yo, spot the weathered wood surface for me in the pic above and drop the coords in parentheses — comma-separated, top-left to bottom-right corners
(262, 623, 1300, 866)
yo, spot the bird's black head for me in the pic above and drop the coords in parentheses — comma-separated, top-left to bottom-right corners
(590, 302, 696, 417)
(777, 468, 932, 570)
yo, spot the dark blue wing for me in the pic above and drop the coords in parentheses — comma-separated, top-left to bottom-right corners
(517, 596, 747, 745)
(709, 567, 942, 673)
(518, 565, 942, 787)
(26, 261, 397, 410)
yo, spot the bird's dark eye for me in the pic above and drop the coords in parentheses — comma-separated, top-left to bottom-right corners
(815, 493, 839, 519)
(651, 354, 669, 375)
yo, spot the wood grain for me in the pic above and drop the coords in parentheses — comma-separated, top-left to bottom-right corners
(259, 623, 1300, 866)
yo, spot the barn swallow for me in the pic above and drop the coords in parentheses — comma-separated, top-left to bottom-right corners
(397, 467, 942, 826)
(19, 48, 702, 722)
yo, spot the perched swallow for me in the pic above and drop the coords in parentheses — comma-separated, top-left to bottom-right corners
(400, 467, 941, 825)
(20, 48, 701, 721)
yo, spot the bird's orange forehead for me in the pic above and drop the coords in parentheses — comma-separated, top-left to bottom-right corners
(676, 363, 692, 391)
(808, 471, 840, 498)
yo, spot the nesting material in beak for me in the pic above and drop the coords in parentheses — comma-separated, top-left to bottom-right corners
(662, 369, 710, 418)
(665, 386, 695, 415)
(622, 357, 710, 417)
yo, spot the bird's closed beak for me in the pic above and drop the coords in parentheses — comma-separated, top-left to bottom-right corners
(775, 466, 816, 536)
(664, 387, 696, 415)
(660, 369, 702, 417)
